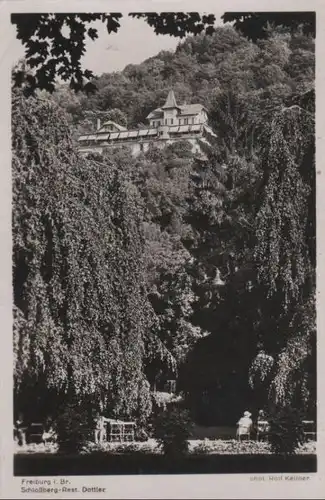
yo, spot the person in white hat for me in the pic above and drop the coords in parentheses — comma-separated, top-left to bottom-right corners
(236, 411, 253, 441)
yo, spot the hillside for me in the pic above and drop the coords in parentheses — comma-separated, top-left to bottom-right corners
(53, 24, 314, 145)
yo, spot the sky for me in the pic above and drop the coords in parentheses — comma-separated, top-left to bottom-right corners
(8, 13, 224, 76)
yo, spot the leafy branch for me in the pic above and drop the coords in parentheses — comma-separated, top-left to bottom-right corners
(11, 12, 216, 94)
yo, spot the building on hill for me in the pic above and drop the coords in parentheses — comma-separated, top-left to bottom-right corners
(78, 90, 216, 157)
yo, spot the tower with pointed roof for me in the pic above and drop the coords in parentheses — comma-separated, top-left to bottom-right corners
(161, 89, 180, 126)
(162, 89, 179, 110)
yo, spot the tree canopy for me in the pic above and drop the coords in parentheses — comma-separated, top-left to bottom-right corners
(221, 12, 315, 41)
(12, 89, 155, 423)
(11, 12, 315, 94)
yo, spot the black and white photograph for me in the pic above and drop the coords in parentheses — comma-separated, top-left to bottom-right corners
(1, 2, 321, 494)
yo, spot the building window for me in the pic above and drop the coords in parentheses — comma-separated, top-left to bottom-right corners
(165, 118, 167, 125)
(192, 117, 195, 124)
(140, 143, 144, 152)
(152, 121, 155, 127)
(184, 118, 188, 125)
(171, 118, 174, 125)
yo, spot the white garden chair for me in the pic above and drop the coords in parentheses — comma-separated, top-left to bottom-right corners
(236, 411, 252, 441)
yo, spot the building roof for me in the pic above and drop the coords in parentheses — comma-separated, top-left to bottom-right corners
(78, 124, 205, 144)
(78, 128, 159, 142)
(179, 104, 205, 116)
(162, 89, 179, 109)
(99, 120, 127, 132)
(146, 99, 207, 120)
(146, 108, 163, 120)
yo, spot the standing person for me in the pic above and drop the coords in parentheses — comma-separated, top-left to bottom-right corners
(256, 409, 270, 441)
(94, 413, 109, 444)
(236, 411, 253, 441)
(15, 414, 27, 446)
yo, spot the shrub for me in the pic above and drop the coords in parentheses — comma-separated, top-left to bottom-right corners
(153, 406, 194, 458)
(55, 400, 91, 453)
(191, 438, 212, 455)
(268, 407, 304, 455)
(190, 439, 272, 455)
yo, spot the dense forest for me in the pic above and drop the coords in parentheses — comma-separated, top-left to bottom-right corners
(13, 20, 315, 427)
